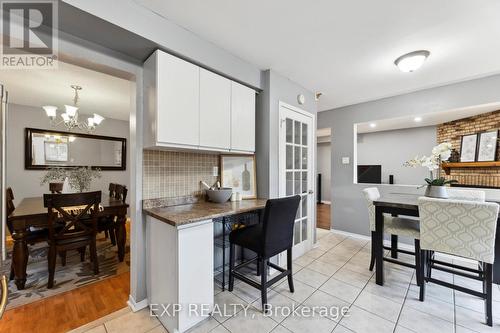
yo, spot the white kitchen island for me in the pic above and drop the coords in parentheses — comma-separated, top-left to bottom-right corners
(144, 199, 267, 333)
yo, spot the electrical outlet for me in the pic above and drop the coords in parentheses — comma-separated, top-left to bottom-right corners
(342, 157, 350, 164)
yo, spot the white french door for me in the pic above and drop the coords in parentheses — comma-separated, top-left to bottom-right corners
(278, 102, 315, 259)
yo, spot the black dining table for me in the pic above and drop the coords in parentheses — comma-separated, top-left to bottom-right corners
(373, 192, 500, 286)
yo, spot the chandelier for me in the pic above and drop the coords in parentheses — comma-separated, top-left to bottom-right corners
(43, 85, 104, 133)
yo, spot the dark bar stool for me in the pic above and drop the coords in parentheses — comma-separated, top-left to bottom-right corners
(228, 195, 301, 312)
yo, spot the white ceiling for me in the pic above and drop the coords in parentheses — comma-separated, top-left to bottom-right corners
(1, 61, 132, 121)
(356, 102, 500, 134)
(135, 0, 500, 111)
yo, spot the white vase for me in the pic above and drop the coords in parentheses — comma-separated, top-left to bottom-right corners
(424, 185, 448, 199)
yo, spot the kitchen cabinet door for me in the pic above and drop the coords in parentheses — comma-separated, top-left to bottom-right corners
(157, 51, 200, 147)
(231, 81, 256, 152)
(199, 69, 231, 150)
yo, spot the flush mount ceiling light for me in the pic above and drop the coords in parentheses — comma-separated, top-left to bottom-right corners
(414, 116, 423, 122)
(369, 123, 377, 128)
(394, 50, 430, 73)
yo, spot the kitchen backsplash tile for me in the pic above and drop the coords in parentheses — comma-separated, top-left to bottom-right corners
(142, 150, 219, 202)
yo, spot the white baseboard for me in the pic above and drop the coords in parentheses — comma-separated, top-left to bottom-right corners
(331, 229, 370, 241)
(127, 295, 149, 312)
(319, 200, 331, 205)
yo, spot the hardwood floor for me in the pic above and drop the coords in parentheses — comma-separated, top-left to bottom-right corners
(317, 203, 331, 230)
(0, 272, 130, 333)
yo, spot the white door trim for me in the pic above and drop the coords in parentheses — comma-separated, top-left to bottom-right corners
(278, 101, 317, 259)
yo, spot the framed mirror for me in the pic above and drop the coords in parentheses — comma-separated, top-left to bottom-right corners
(25, 128, 126, 170)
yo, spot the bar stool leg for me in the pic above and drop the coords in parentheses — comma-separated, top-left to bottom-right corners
(485, 263, 493, 326)
(260, 258, 268, 313)
(415, 239, 421, 286)
(391, 235, 398, 259)
(369, 231, 375, 271)
(228, 243, 235, 292)
(287, 248, 294, 293)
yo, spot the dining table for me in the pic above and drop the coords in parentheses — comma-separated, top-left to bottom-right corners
(373, 192, 500, 286)
(8, 194, 129, 290)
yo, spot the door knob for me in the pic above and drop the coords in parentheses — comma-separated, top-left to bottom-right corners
(308, 190, 314, 194)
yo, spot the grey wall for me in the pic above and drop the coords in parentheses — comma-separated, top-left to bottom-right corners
(7, 103, 130, 205)
(256, 70, 318, 199)
(317, 142, 331, 202)
(318, 74, 500, 237)
(357, 126, 436, 186)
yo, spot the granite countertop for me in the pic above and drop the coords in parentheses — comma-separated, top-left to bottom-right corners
(143, 199, 268, 227)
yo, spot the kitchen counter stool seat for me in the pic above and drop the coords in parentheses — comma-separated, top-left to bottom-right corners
(228, 195, 301, 312)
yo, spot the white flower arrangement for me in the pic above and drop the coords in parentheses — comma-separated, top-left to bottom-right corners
(404, 142, 457, 186)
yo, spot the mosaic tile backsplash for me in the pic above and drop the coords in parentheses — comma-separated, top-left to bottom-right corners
(143, 150, 219, 204)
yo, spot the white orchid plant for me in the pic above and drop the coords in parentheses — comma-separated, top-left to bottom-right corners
(404, 142, 458, 186)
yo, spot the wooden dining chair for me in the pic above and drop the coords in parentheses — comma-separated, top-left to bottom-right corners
(49, 183, 63, 194)
(114, 184, 128, 203)
(44, 191, 102, 289)
(418, 197, 499, 326)
(7, 188, 52, 280)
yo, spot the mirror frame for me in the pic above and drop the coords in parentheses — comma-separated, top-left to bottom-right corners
(25, 128, 127, 171)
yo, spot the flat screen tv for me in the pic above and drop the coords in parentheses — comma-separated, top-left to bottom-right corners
(357, 165, 381, 184)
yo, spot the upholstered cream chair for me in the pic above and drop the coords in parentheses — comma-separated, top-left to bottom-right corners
(418, 197, 499, 326)
(446, 188, 485, 202)
(362, 188, 421, 277)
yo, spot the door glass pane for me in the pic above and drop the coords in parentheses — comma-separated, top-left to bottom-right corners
(286, 145, 293, 169)
(286, 172, 293, 196)
(294, 121, 301, 144)
(302, 171, 307, 194)
(302, 196, 307, 218)
(302, 147, 308, 169)
(286, 119, 293, 143)
(302, 123, 308, 145)
(294, 221, 300, 245)
(301, 219, 308, 241)
(294, 146, 301, 169)
(294, 172, 301, 195)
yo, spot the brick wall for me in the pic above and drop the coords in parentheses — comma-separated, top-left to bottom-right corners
(437, 110, 500, 187)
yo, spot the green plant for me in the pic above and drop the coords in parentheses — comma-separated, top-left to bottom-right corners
(40, 168, 67, 185)
(67, 167, 101, 192)
(424, 177, 458, 186)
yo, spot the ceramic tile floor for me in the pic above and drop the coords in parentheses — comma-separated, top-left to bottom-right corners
(71, 228, 500, 333)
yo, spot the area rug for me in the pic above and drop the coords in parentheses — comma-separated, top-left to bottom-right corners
(1, 232, 130, 310)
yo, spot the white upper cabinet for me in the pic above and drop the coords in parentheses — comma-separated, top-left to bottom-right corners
(156, 51, 200, 147)
(231, 81, 255, 152)
(199, 69, 231, 150)
(143, 50, 255, 153)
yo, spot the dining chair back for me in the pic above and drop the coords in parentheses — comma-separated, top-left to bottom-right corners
(108, 183, 116, 198)
(362, 187, 380, 231)
(418, 197, 499, 326)
(43, 191, 102, 288)
(228, 195, 301, 312)
(6, 188, 15, 234)
(418, 197, 498, 262)
(446, 189, 485, 202)
(49, 183, 63, 194)
(113, 184, 128, 203)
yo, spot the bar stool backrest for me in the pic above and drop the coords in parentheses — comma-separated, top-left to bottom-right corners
(418, 197, 499, 264)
